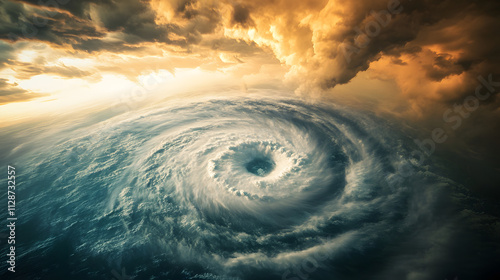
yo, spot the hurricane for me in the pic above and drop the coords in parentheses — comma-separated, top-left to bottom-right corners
(0, 96, 481, 280)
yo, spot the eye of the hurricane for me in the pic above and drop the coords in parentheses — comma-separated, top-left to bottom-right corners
(245, 157, 276, 176)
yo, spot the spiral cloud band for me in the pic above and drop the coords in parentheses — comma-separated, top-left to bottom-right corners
(1, 96, 490, 280)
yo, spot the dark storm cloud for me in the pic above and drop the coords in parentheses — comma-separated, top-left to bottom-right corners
(18, 0, 109, 18)
(231, 4, 252, 27)
(172, 0, 222, 45)
(424, 54, 466, 82)
(215, 0, 499, 100)
(0, 0, 105, 47)
(93, 0, 171, 44)
(0, 0, 162, 50)
(0, 0, 225, 51)
(332, 0, 500, 88)
(0, 40, 15, 66)
(405, 0, 500, 93)
(0, 1, 104, 41)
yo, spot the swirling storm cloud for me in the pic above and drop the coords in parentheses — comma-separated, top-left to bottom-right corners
(1, 0, 500, 279)
(0, 95, 499, 279)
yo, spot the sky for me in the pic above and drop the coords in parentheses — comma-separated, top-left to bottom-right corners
(1, 0, 500, 195)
